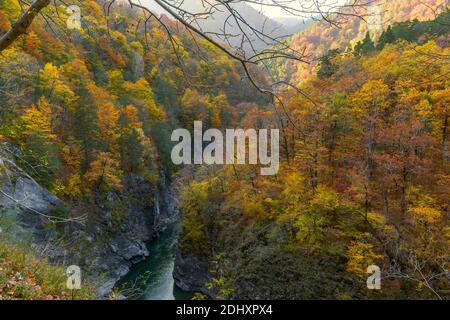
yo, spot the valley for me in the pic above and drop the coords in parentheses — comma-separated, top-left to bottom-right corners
(0, 0, 448, 301)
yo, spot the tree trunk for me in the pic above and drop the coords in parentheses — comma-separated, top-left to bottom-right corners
(0, 0, 51, 52)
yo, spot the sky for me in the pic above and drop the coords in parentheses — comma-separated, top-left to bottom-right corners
(248, 0, 350, 19)
(138, 0, 349, 19)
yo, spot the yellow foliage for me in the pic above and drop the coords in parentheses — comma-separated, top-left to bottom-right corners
(84, 152, 123, 191)
(243, 201, 265, 219)
(346, 240, 383, 276)
(65, 173, 83, 199)
(22, 97, 56, 140)
(0, 240, 95, 300)
(97, 102, 119, 147)
(0, 0, 21, 22)
(409, 206, 442, 224)
(39, 63, 77, 104)
(351, 80, 390, 116)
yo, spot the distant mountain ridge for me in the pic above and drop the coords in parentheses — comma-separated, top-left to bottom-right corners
(272, 16, 314, 35)
(141, 0, 308, 53)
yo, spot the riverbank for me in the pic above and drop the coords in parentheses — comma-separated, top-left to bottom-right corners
(117, 225, 193, 300)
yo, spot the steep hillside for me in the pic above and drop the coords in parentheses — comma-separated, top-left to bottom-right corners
(174, 12, 450, 300)
(276, 0, 449, 82)
(141, 0, 296, 52)
(0, 0, 267, 297)
(0, 0, 448, 301)
(272, 17, 314, 35)
(0, 238, 95, 300)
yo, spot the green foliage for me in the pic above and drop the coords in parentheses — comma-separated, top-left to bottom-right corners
(383, 10, 450, 46)
(176, 20, 450, 299)
(0, 0, 265, 201)
(0, 233, 95, 300)
(150, 121, 178, 177)
(180, 181, 210, 253)
(73, 104, 100, 173)
(0, 0, 21, 22)
(0, 244, 94, 300)
(118, 127, 144, 173)
(317, 49, 340, 79)
(205, 254, 234, 300)
(49, 205, 70, 235)
(20, 135, 61, 185)
(376, 25, 396, 50)
(354, 32, 376, 56)
(375, 10, 450, 52)
(1, 0, 448, 301)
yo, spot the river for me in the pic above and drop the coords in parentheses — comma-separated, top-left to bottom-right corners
(118, 225, 193, 300)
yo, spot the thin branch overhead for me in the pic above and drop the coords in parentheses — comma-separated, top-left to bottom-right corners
(0, 0, 373, 138)
(0, 0, 372, 75)
(120, 0, 371, 98)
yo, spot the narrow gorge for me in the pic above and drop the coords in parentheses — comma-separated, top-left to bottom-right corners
(0, 143, 188, 298)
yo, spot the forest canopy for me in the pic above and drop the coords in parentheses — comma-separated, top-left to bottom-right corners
(0, 0, 448, 301)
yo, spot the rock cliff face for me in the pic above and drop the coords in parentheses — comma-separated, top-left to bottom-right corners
(89, 173, 179, 297)
(0, 145, 178, 298)
(0, 149, 63, 242)
(173, 249, 210, 295)
(169, 167, 211, 297)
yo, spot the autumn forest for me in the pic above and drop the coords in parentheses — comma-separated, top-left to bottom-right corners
(0, 0, 448, 301)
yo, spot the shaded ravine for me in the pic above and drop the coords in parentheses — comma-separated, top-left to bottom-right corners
(117, 225, 193, 300)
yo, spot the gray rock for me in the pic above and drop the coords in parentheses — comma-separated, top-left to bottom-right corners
(173, 249, 210, 295)
(0, 147, 180, 299)
(97, 279, 117, 299)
